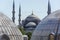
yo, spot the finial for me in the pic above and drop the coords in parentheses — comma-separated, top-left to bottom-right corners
(32, 10, 34, 15)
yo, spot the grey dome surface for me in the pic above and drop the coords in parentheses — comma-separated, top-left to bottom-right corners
(26, 22, 36, 27)
(0, 12, 23, 40)
(31, 10, 60, 40)
(25, 14, 40, 21)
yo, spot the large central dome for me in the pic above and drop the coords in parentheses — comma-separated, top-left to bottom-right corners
(0, 12, 23, 40)
(25, 13, 40, 22)
(31, 10, 60, 40)
(22, 11, 41, 32)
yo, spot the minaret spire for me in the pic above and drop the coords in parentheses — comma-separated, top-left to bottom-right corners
(12, 0, 15, 23)
(47, 0, 51, 15)
(19, 4, 21, 26)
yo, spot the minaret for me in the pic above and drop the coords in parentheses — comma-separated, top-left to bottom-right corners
(47, 0, 51, 15)
(18, 5, 21, 26)
(12, 0, 15, 23)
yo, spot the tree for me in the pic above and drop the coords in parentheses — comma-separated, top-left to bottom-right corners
(26, 32, 32, 40)
(18, 25, 26, 35)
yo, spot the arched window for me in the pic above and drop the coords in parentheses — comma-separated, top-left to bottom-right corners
(48, 33, 55, 40)
(1, 34, 10, 40)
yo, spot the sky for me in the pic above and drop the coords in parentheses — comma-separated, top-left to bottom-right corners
(0, 0, 60, 25)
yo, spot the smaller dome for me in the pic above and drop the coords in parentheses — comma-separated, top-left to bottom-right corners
(26, 22, 36, 27)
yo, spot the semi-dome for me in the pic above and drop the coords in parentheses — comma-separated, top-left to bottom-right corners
(26, 22, 36, 27)
(31, 10, 60, 40)
(0, 12, 23, 40)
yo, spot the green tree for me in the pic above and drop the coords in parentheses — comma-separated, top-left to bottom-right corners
(26, 32, 32, 40)
(18, 25, 26, 35)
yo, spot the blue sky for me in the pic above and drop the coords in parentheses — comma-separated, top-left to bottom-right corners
(0, 0, 60, 25)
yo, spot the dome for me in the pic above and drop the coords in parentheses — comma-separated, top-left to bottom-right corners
(31, 10, 60, 40)
(26, 22, 36, 27)
(0, 12, 23, 40)
(25, 13, 40, 22)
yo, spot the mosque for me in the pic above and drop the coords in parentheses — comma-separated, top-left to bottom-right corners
(0, 0, 60, 40)
(11, 0, 41, 33)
